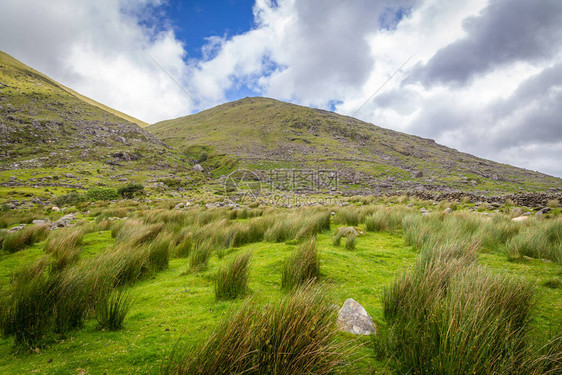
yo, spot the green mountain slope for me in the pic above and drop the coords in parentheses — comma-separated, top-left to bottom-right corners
(0, 51, 197, 204)
(0, 51, 168, 168)
(149, 97, 562, 194)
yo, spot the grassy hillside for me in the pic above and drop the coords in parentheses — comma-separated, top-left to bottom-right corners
(0, 50, 168, 167)
(149, 97, 562, 194)
(0, 51, 148, 128)
(0, 51, 203, 203)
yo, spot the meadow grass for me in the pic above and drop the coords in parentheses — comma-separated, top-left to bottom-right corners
(164, 283, 351, 375)
(281, 237, 320, 290)
(96, 290, 131, 331)
(1, 224, 49, 254)
(214, 251, 251, 300)
(376, 241, 538, 374)
(0, 203, 560, 373)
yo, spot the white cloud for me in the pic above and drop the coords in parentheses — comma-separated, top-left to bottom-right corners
(1, 0, 561, 177)
(0, 0, 192, 123)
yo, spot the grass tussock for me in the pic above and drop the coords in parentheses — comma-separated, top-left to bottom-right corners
(364, 207, 407, 233)
(0, 258, 110, 347)
(215, 252, 251, 300)
(164, 283, 351, 375)
(189, 242, 212, 272)
(506, 219, 562, 263)
(96, 290, 131, 331)
(174, 231, 192, 258)
(1, 224, 49, 253)
(44, 227, 85, 271)
(375, 241, 543, 374)
(282, 237, 320, 290)
(148, 232, 172, 272)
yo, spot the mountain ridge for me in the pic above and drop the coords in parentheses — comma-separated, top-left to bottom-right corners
(149, 96, 562, 194)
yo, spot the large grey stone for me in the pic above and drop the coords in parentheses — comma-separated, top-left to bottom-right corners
(337, 298, 376, 335)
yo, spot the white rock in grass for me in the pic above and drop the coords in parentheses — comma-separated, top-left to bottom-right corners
(512, 216, 529, 222)
(337, 299, 376, 335)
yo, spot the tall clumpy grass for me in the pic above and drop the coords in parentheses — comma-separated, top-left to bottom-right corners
(375, 241, 541, 374)
(506, 218, 562, 264)
(215, 252, 251, 300)
(164, 283, 351, 375)
(282, 237, 320, 290)
(147, 232, 172, 272)
(1, 224, 49, 253)
(44, 227, 86, 271)
(96, 290, 131, 331)
(189, 242, 212, 272)
(0, 257, 110, 347)
(365, 206, 408, 233)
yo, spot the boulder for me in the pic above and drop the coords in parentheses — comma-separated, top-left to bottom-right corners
(337, 298, 376, 335)
(8, 224, 25, 232)
(511, 216, 529, 222)
(193, 164, 204, 172)
(442, 207, 452, 214)
(413, 171, 423, 178)
(50, 213, 76, 228)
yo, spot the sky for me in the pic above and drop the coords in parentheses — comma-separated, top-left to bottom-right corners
(0, 0, 561, 177)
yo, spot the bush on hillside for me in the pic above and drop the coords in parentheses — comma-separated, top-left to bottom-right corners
(117, 183, 145, 199)
(54, 191, 86, 207)
(86, 187, 119, 201)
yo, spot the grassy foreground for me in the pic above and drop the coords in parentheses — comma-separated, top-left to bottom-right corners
(0, 199, 560, 374)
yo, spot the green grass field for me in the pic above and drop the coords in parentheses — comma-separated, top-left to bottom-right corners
(0, 201, 560, 374)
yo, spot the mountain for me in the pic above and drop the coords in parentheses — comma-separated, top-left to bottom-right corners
(0, 51, 176, 169)
(149, 97, 562, 194)
(0, 51, 194, 203)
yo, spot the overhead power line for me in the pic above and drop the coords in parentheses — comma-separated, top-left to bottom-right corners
(148, 54, 204, 111)
(352, 54, 415, 118)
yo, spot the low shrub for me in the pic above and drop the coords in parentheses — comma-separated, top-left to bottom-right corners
(86, 187, 119, 201)
(54, 191, 86, 207)
(215, 252, 251, 300)
(117, 183, 145, 199)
